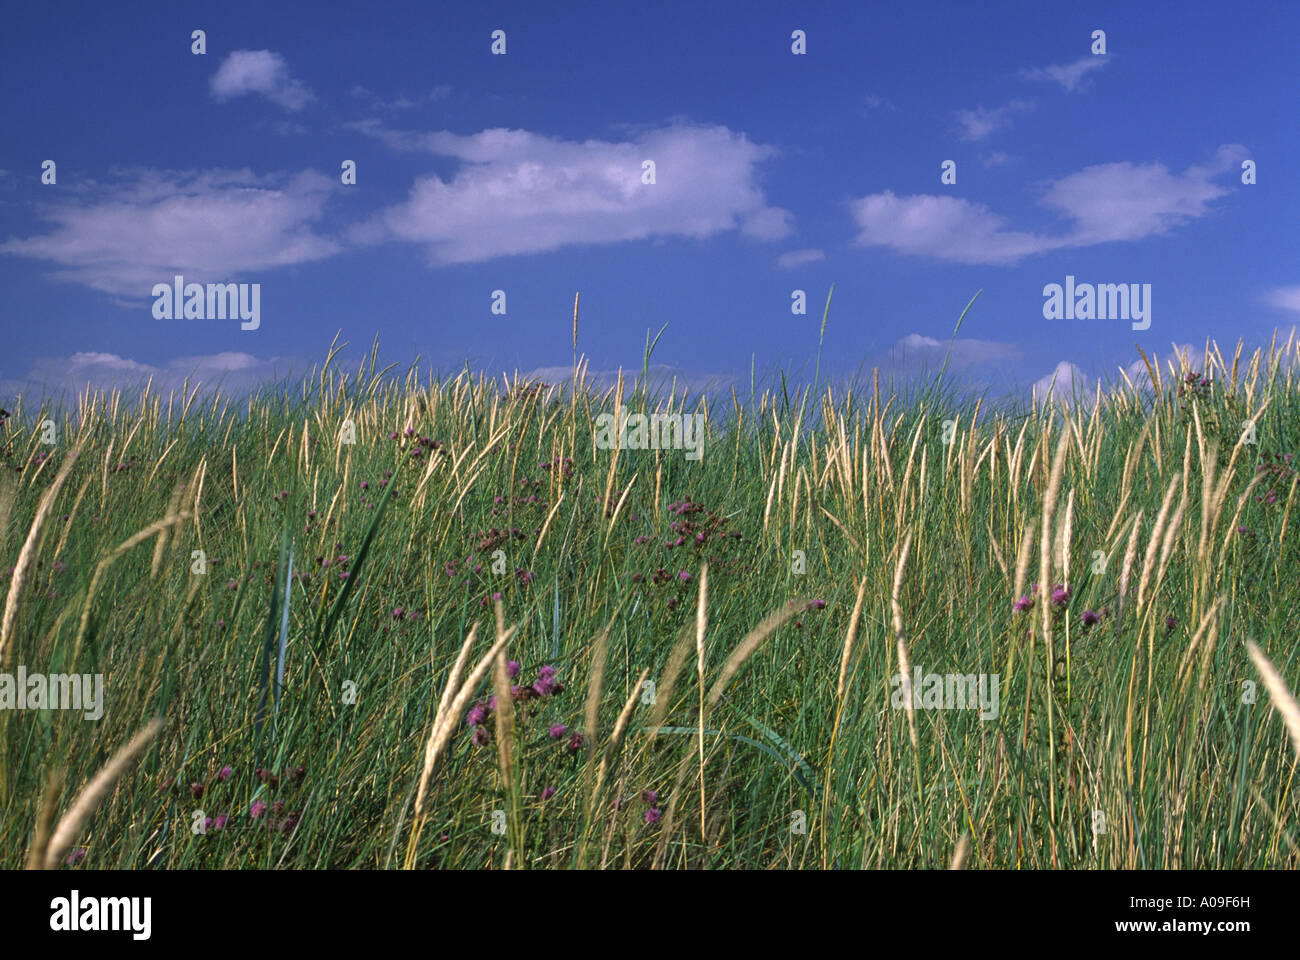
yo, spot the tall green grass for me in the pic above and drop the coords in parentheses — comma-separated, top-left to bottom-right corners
(1, 330, 1299, 869)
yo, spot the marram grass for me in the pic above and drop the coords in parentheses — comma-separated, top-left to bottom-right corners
(2, 333, 1300, 869)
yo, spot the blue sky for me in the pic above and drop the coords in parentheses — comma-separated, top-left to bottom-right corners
(2, 0, 1297, 403)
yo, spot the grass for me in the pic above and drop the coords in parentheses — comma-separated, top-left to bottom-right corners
(2, 321, 1300, 870)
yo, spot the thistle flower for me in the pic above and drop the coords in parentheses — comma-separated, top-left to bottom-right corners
(1081, 609, 1100, 627)
(645, 808, 662, 824)
(249, 800, 267, 819)
(549, 723, 567, 739)
(541, 786, 557, 801)
(533, 665, 559, 698)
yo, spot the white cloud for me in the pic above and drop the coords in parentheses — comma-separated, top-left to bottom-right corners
(850, 191, 1058, 265)
(777, 248, 825, 269)
(0, 169, 341, 297)
(1032, 361, 1091, 405)
(1039, 145, 1247, 245)
(348, 122, 793, 264)
(1022, 55, 1109, 93)
(210, 50, 313, 111)
(849, 146, 1248, 265)
(890, 333, 1019, 370)
(955, 100, 1032, 142)
(1263, 286, 1300, 313)
(3, 351, 307, 402)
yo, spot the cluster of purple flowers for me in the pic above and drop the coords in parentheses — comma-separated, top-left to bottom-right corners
(1012, 582, 1071, 613)
(158, 761, 305, 839)
(389, 427, 443, 460)
(465, 664, 569, 746)
(1253, 451, 1294, 508)
(1177, 370, 1212, 404)
(539, 457, 575, 478)
(507, 380, 551, 401)
(642, 789, 662, 825)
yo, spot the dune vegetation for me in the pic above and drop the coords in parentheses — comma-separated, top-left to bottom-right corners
(3, 322, 1300, 869)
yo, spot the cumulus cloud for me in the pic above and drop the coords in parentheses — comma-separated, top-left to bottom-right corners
(347, 122, 793, 264)
(1022, 55, 1109, 93)
(210, 50, 314, 110)
(1032, 361, 1092, 406)
(777, 248, 825, 269)
(955, 100, 1032, 142)
(849, 145, 1249, 265)
(0, 169, 342, 297)
(1039, 145, 1247, 245)
(850, 192, 1056, 265)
